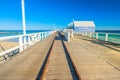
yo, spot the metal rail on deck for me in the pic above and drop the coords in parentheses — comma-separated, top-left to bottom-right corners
(38, 32, 81, 80)
(62, 41, 81, 80)
(36, 32, 56, 80)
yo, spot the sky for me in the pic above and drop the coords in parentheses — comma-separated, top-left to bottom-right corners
(0, 0, 120, 30)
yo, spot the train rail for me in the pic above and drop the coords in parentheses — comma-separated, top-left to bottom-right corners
(37, 32, 81, 80)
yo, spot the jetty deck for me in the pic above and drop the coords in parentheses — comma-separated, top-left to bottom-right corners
(42, 40, 72, 80)
(0, 32, 120, 80)
(0, 33, 56, 80)
(64, 35, 120, 80)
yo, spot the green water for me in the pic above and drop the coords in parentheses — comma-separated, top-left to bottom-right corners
(90, 33, 120, 44)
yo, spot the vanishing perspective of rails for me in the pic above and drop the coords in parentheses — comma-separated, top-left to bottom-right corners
(38, 32, 80, 80)
(0, 31, 120, 80)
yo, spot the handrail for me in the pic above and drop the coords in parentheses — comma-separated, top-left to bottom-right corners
(74, 32, 120, 44)
(0, 35, 19, 41)
(0, 31, 56, 59)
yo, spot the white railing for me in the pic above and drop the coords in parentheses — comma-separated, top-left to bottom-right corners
(0, 31, 55, 60)
(74, 32, 120, 44)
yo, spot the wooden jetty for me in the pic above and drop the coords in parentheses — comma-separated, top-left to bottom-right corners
(0, 32, 120, 80)
(41, 40, 72, 80)
(0, 33, 56, 80)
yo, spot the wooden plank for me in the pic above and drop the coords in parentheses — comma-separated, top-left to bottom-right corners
(0, 33, 56, 80)
(64, 36, 120, 80)
(43, 40, 72, 80)
(74, 35, 120, 70)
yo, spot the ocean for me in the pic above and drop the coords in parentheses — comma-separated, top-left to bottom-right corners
(96, 30, 120, 33)
(0, 30, 52, 37)
(0, 30, 120, 44)
(0, 30, 52, 42)
(95, 30, 120, 44)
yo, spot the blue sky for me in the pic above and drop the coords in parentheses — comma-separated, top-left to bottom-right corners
(0, 0, 120, 30)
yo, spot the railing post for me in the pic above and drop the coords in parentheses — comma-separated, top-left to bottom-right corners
(90, 32, 92, 38)
(42, 32, 44, 39)
(30, 35, 33, 45)
(30, 34, 34, 45)
(105, 33, 108, 41)
(44, 32, 46, 38)
(34, 34, 36, 43)
(38, 33, 40, 41)
(35, 33, 37, 43)
(41, 32, 44, 40)
(96, 33, 98, 39)
(19, 35, 23, 52)
(47, 32, 49, 37)
(68, 32, 70, 42)
(40, 32, 42, 41)
(23, 35, 27, 49)
(82, 32, 83, 36)
(28, 35, 31, 46)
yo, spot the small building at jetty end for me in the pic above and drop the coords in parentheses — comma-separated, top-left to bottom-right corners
(68, 20, 95, 33)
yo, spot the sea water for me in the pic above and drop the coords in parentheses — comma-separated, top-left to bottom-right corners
(0, 30, 51, 37)
(0, 30, 52, 42)
(0, 30, 120, 44)
(95, 30, 120, 44)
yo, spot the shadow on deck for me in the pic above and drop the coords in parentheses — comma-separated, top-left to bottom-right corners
(78, 36, 120, 52)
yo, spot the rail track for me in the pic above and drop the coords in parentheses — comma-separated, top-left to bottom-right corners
(37, 32, 81, 80)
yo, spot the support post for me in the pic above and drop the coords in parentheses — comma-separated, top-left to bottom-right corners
(19, 36, 23, 52)
(43, 32, 45, 39)
(28, 35, 31, 46)
(41, 32, 44, 40)
(105, 33, 108, 41)
(44, 32, 46, 38)
(40, 33, 42, 41)
(35, 34, 37, 43)
(38, 33, 41, 41)
(96, 33, 98, 39)
(31, 35, 34, 45)
(33, 34, 36, 43)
